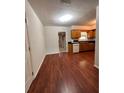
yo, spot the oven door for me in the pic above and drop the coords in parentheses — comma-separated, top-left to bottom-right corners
(73, 43, 79, 53)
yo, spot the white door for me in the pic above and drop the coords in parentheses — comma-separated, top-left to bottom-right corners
(25, 21, 33, 93)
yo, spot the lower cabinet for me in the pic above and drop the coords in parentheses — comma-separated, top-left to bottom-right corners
(79, 42, 95, 52)
(68, 43, 73, 53)
(68, 41, 95, 53)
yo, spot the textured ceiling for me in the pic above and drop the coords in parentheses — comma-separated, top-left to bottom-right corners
(28, 0, 98, 26)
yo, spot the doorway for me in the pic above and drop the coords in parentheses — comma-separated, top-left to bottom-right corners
(58, 32, 66, 52)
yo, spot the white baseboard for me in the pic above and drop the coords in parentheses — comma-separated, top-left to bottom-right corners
(33, 54, 46, 79)
(26, 54, 46, 93)
(46, 51, 60, 55)
(25, 77, 33, 93)
(94, 64, 99, 69)
(46, 50, 68, 55)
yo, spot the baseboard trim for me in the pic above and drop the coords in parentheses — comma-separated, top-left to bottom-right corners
(33, 54, 46, 79)
(94, 65, 99, 69)
(46, 50, 68, 55)
(46, 51, 59, 55)
(26, 54, 46, 93)
(25, 77, 33, 93)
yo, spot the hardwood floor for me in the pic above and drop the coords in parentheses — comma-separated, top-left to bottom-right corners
(28, 51, 99, 93)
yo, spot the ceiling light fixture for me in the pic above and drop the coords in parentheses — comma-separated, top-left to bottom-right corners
(59, 14, 73, 22)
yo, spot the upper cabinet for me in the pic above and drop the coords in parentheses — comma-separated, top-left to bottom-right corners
(87, 30, 96, 39)
(71, 30, 81, 39)
(71, 30, 96, 39)
(71, 25, 96, 39)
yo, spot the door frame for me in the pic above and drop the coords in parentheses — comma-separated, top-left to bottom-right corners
(58, 32, 66, 52)
(25, 17, 34, 92)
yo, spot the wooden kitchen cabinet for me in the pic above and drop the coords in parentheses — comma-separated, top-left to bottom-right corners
(71, 30, 81, 39)
(68, 41, 95, 53)
(71, 30, 96, 39)
(68, 43, 73, 53)
(87, 31, 96, 39)
(79, 42, 95, 52)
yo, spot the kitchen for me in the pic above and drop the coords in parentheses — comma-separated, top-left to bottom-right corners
(68, 24, 96, 53)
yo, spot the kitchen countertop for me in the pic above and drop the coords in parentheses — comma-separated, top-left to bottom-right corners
(79, 38, 95, 42)
(68, 39, 95, 44)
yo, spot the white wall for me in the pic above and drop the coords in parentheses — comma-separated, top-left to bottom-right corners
(26, 1, 46, 77)
(44, 26, 71, 54)
(95, 6, 99, 68)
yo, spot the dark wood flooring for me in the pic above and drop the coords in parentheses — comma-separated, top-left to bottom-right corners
(28, 51, 99, 93)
